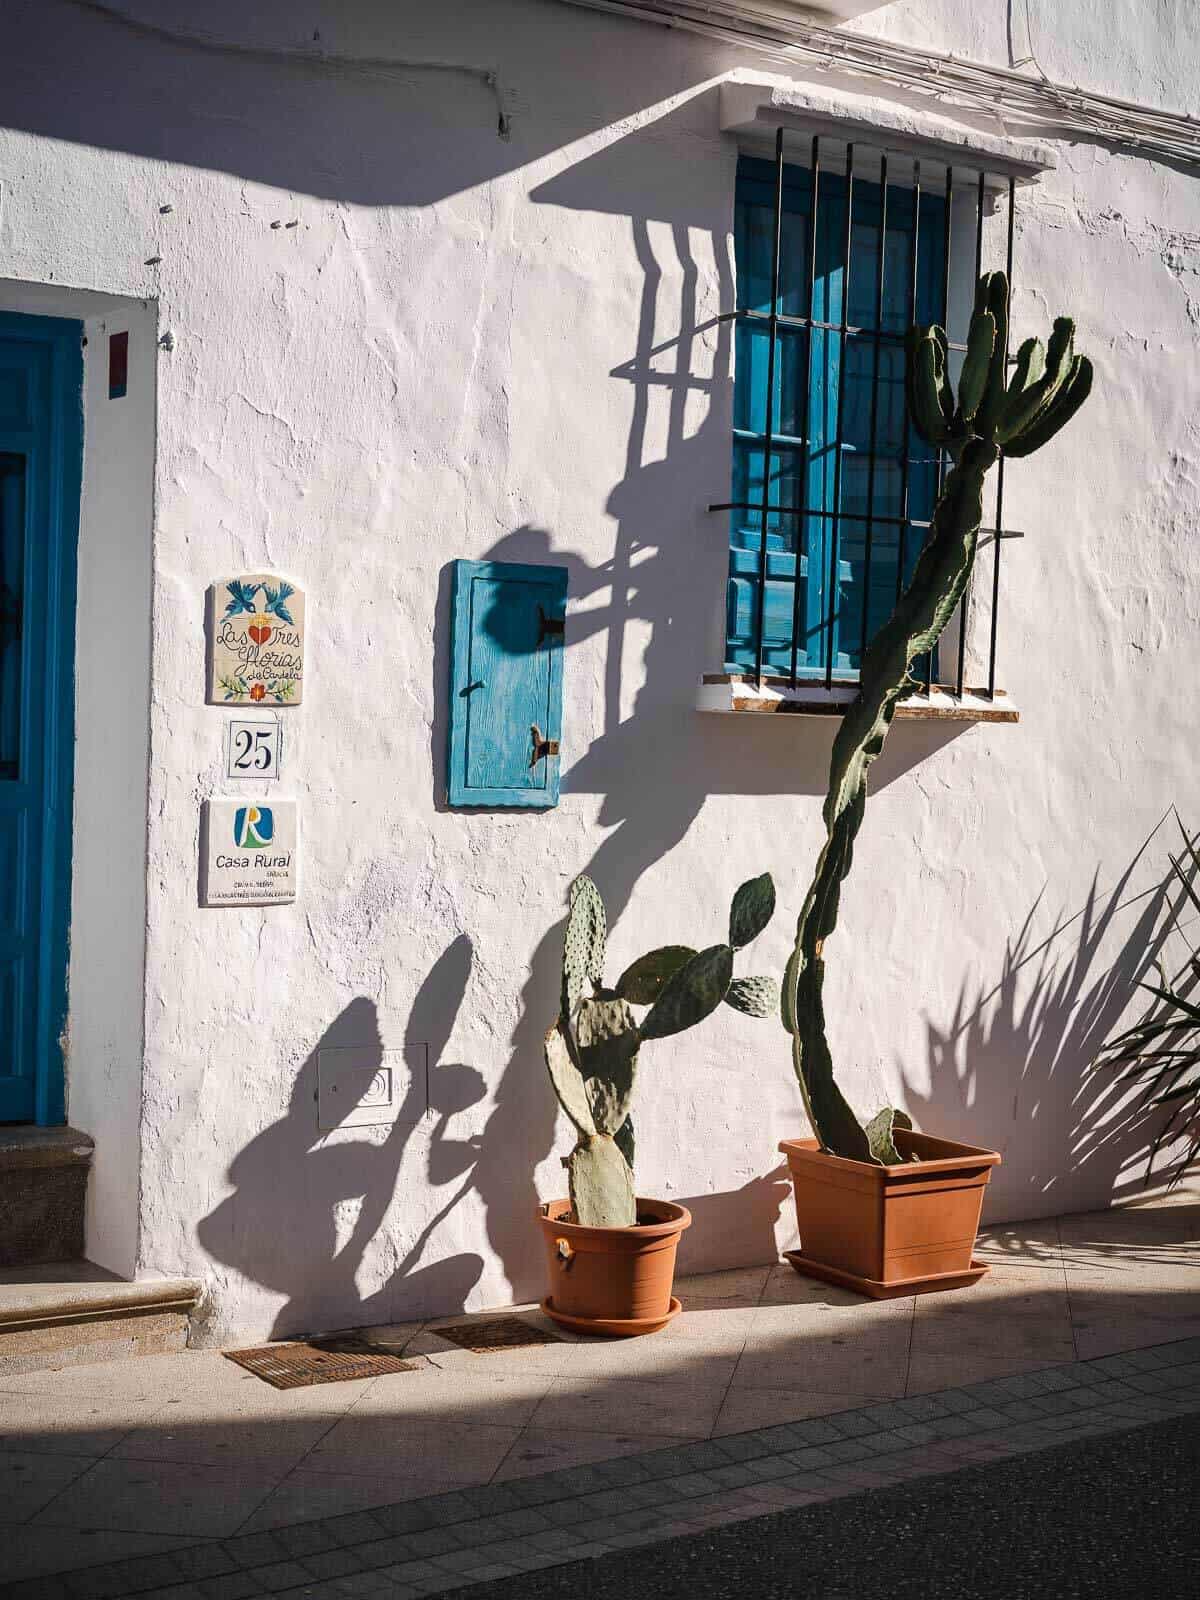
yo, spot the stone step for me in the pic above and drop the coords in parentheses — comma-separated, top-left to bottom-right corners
(0, 1260, 204, 1378)
(0, 1125, 94, 1268)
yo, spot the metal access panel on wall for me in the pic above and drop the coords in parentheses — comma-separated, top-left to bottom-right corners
(447, 559, 567, 808)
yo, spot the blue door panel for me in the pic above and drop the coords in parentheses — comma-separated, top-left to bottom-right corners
(0, 313, 81, 1125)
(447, 560, 567, 809)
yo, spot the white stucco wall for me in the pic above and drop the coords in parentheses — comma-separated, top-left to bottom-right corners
(1, 0, 1197, 1340)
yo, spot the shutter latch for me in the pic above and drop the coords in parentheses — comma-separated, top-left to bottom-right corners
(529, 723, 560, 768)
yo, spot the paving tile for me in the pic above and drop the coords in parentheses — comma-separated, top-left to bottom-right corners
(30, 1457, 290, 1538)
(730, 1340, 908, 1399)
(491, 1424, 687, 1482)
(711, 1383, 868, 1436)
(675, 1265, 771, 1307)
(0, 1391, 154, 1459)
(108, 1404, 344, 1474)
(528, 1376, 727, 1439)
(905, 1348, 1061, 1394)
(0, 1447, 96, 1521)
(346, 1365, 557, 1427)
(0, 1527, 208, 1586)
(303, 1415, 520, 1482)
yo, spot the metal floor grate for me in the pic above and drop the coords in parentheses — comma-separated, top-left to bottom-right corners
(428, 1316, 564, 1353)
(224, 1336, 421, 1389)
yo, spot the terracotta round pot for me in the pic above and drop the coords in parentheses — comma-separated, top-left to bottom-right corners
(538, 1198, 691, 1337)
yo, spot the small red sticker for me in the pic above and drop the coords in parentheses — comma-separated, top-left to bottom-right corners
(109, 330, 128, 399)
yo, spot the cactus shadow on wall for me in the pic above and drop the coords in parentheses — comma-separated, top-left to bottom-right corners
(196, 936, 487, 1339)
(906, 818, 1194, 1227)
(425, 101, 980, 1305)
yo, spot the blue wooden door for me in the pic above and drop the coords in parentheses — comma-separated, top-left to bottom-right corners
(0, 313, 82, 1125)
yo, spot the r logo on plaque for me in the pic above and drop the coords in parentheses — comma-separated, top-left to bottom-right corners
(203, 798, 299, 906)
(208, 573, 305, 706)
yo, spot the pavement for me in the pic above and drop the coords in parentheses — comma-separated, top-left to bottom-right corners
(0, 1188, 1196, 1595)
(463, 1412, 1200, 1600)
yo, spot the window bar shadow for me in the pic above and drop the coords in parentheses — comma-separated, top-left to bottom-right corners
(987, 175, 1017, 699)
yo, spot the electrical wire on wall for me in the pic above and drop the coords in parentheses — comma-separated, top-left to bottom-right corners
(560, 1, 1200, 169)
(63, 0, 513, 139)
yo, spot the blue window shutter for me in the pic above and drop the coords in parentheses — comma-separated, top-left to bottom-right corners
(447, 560, 568, 809)
(728, 157, 945, 680)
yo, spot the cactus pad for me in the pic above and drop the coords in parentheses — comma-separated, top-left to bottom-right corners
(615, 946, 696, 1006)
(568, 1133, 636, 1229)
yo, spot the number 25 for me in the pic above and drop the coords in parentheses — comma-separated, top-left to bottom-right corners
(233, 729, 274, 771)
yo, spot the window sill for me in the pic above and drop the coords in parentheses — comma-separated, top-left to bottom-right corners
(696, 675, 1019, 723)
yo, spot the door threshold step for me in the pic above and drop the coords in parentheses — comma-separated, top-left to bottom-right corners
(0, 1260, 203, 1377)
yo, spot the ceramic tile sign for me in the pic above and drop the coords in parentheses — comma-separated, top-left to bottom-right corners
(226, 718, 283, 781)
(208, 573, 305, 706)
(202, 798, 298, 906)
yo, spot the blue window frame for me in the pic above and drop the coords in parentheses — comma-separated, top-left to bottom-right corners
(727, 154, 947, 681)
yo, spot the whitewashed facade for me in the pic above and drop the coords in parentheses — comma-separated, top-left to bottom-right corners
(1, 0, 1197, 1342)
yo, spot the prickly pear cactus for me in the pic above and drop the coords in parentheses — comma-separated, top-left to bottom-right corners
(545, 872, 779, 1226)
(784, 272, 1093, 1164)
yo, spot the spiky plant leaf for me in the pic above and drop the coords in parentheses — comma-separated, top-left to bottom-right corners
(641, 944, 734, 1042)
(544, 1022, 596, 1137)
(725, 975, 781, 1018)
(568, 1134, 636, 1228)
(865, 1106, 913, 1165)
(729, 873, 776, 950)
(573, 996, 639, 1136)
(957, 310, 996, 422)
(1002, 356, 1094, 457)
(561, 874, 606, 1022)
(615, 946, 696, 1006)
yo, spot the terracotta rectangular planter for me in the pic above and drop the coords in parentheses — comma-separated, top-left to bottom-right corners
(779, 1130, 1001, 1297)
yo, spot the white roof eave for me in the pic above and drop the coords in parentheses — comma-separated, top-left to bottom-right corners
(720, 73, 1057, 184)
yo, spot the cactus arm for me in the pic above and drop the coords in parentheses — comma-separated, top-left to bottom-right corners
(544, 1022, 597, 1137)
(957, 310, 996, 424)
(1002, 355, 1094, 456)
(568, 1134, 636, 1228)
(974, 272, 1010, 434)
(783, 271, 1091, 1169)
(786, 439, 997, 1163)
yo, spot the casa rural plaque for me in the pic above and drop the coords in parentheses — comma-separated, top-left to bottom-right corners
(208, 573, 306, 706)
(202, 798, 299, 906)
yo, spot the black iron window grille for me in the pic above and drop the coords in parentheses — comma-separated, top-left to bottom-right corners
(712, 127, 1019, 699)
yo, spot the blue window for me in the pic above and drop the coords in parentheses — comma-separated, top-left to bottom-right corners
(727, 155, 947, 681)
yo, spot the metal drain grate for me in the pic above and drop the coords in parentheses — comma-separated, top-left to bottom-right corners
(428, 1316, 564, 1353)
(224, 1336, 421, 1390)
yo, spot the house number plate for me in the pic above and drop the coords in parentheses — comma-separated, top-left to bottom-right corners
(226, 719, 282, 781)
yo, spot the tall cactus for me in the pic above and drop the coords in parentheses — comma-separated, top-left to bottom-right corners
(783, 273, 1093, 1165)
(547, 872, 778, 1226)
